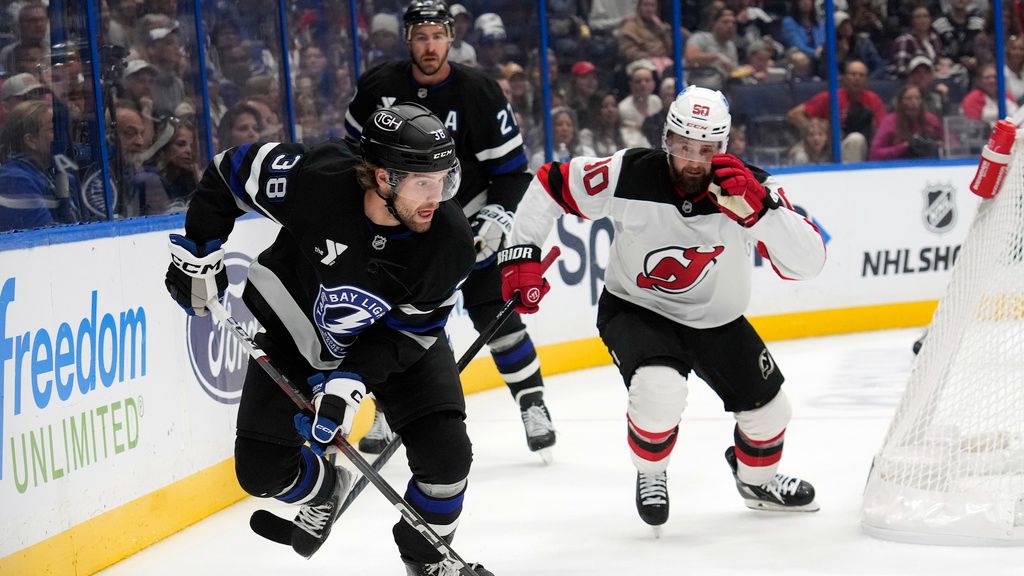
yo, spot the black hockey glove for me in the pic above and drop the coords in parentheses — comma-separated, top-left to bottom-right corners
(471, 204, 514, 265)
(165, 234, 227, 316)
(307, 371, 366, 444)
(907, 134, 939, 158)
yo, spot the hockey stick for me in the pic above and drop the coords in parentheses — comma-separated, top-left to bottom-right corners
(208, 300, 482, 574)
(250, 246, 562, 545)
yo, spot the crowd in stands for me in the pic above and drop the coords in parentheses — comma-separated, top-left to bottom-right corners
(0, 0, 1018, 233)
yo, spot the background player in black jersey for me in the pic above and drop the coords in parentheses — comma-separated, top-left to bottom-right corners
(344, 0, 556, 462)
(497, 86, 826, 534)
(165, 103, 495, 575)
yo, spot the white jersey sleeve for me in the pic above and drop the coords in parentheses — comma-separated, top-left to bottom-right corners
(747, 177, 826, 280)
(508, 151, 627, 247)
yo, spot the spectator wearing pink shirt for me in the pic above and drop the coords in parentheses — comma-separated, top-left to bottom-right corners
(870, 84, 943, 160)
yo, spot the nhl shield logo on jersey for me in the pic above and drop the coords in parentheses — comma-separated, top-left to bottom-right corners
(313, 285, 392, 357)
(922, 182, 957, 234)
(636, 246, 725, 294)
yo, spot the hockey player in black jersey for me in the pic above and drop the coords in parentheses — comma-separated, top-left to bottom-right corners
(498, 86, 826, 533)
(165, 103, 495, 575)
(344, 0, 556, 462)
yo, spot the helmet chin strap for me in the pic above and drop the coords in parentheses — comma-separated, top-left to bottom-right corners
(377, 189, 401, 221)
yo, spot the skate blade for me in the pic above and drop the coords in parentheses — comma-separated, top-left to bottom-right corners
(651, 525, 662, 539)
(536, 448, 554, 465)
(743, 498, 820, 512)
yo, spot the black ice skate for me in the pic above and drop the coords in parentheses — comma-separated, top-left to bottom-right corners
(358, 407, 395, 454)
(291, 465, 352, 558)
(724, 447, 819, 512)
(519, 395, 555, 463)
(635, 471, 669, 530)
(403, 559, 495, 576)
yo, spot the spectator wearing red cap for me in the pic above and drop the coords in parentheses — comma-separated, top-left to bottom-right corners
(567, 60, 603, 132)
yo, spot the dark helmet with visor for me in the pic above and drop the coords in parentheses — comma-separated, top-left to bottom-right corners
(360, 102, 460, 201)
(403, 0, 454, 40)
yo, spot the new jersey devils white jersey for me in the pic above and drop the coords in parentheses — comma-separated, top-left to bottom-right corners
(508, 148, 826, 328)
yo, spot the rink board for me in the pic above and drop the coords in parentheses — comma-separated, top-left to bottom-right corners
(0, 162, 978, 574)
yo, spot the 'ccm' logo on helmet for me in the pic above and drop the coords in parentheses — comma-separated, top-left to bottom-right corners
(433, 149, 453, 159)
(373, 110, 403, 132)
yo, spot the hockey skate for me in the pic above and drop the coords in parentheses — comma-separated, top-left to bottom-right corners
(403, 559, 495, 576)
(519, 394, 556, 463)
(358, 408, 395, 454)
(635, 470, 669, 535)
(724, 447, 819, 512)
(291, 465, 353, 558)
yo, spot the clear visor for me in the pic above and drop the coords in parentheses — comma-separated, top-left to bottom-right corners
(664, 135, 719, 164)
(387, 158, 462, 202)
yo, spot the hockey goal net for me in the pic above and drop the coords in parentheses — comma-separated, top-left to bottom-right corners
(861, 131, 1024, 546)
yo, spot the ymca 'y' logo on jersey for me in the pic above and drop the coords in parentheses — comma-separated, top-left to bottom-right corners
(636, 246, 725, 294)
(313, 285, 392, 358)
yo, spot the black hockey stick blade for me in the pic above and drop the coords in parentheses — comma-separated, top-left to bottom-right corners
(250, 509, 293, 546)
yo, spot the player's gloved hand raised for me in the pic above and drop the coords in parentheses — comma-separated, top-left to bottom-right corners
(307, 372, 366, 444)
(166, 234, 228, 316)
(471, 204, 514, 265)
(497, 244, 551, 314)
(708, 153, 779, 227)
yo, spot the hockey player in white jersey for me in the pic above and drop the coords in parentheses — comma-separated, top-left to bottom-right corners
(497, 86, 826, 530)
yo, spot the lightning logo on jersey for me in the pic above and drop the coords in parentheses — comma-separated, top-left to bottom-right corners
(636, 246, 725, 294)
(313, 285, 392, 358)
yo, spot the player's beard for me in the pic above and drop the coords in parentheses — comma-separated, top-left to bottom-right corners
(393, 198, 439, 233)
(672, 164, 713, 198)
(413, 50, 445, 77)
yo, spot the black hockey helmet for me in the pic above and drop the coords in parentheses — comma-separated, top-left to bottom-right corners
(361, 102, 460, 200)
(403, 0, 454, 40)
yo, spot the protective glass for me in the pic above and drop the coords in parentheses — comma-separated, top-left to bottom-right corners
(388, 158, 462, 202)
(665, 135, 719, 164)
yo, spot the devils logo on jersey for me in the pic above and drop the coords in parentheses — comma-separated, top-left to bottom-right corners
(313, 285, 392, 357)
(636, 246, 725, 294)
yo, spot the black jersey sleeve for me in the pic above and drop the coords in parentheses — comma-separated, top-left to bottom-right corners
(183, 142, 311, 243)
(342, 64, 395, 142)
(462, 71, 530, 209)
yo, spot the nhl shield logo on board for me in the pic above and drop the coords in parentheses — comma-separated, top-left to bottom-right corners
(921, 182, 957, 234)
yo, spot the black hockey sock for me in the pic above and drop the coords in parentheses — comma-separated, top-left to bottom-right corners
(733, 424, 785, 482)
(491, 333, 544, 401)
(393, 479, 465, 563)
(627, 416, 679, 464)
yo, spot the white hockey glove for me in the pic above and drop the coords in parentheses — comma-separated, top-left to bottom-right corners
(308, 372, 366, 444)
(166, 234, 228, 316)
(471, 204, 514, 264)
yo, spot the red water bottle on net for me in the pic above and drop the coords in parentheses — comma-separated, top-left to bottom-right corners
(970, 119, 1017, 199)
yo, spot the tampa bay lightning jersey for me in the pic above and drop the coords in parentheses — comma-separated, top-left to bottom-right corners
(508, 149, 826, 329)
(183, 139, 476, 381)
(344, 61, 531, 216)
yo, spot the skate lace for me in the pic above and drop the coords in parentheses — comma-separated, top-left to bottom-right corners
(761, 473, 801, 501)
(638, 472, 668, 505)
(365, 410, 394, 441)
(294, 499, 335, 538)
(521, 405, 554, 438)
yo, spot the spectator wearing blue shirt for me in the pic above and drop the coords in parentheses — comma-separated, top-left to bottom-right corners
(782, 0, 825, 62)
(0, 100, 78, 232)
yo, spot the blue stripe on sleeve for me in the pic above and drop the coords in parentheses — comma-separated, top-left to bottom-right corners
(384, 315, 449, 333)
(490, 151, 528, 175)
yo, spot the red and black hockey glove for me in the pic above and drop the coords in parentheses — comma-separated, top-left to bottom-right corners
(497, 244, 551, 314)
(708, 153, 779, 227)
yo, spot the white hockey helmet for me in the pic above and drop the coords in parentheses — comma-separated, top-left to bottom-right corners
(662, 85, 732, 154)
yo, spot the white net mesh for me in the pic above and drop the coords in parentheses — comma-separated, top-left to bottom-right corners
(861, 132, 1024, 546)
